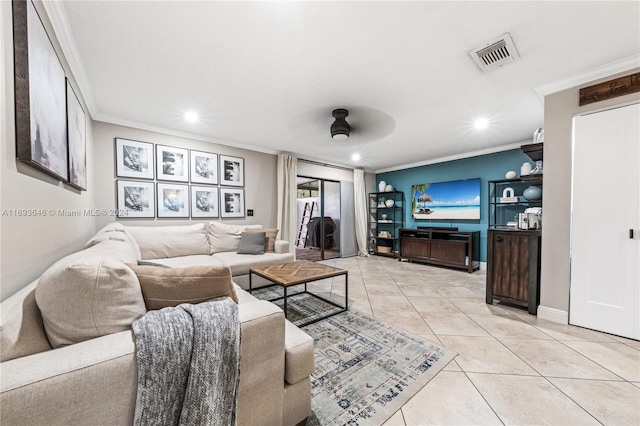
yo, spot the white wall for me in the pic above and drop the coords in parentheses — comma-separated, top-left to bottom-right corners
(1, 1, 95, 301)
(540, 68, 640, 319)
(92, 121, 278, 230)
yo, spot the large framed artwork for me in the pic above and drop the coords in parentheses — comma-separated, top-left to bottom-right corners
(66, 79, 86, 190)
(157, 183, 189, 218)
(191, 186, 219, 218)
(190, 150, 218, 184)
(220, 155, 244, 187)
(220, 188, 245, 218)
(411, 178, 481, 220)
(157, 145, 188, 182)
(117, 180, 155, 218)
(13, 0, 68, 181)
(115, 138, 154, 179)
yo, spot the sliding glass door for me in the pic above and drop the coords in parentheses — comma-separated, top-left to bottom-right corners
(295, 176, 341, 261)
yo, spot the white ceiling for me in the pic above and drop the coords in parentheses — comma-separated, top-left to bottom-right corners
(57, 1, 640, 172)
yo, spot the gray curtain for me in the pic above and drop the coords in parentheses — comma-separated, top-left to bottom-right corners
(277, 153, 297, 254)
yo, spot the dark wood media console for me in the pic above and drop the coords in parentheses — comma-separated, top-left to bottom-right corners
(398, 228, 480, 273)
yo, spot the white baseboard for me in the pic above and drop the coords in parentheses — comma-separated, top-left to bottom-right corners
(537, 305, 569, 324)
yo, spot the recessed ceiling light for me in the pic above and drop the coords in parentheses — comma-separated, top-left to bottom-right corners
(474, 118, 489, 130)
(184, 111, 199, 122)
(351, 153, 361, 161)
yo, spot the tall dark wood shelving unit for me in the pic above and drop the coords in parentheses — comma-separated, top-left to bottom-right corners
(368, 191, 405, 258)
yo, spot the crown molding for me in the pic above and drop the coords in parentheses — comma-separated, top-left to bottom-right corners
(375, 141, 527, 174)
(42, 0, 97, 118)
(534, 54, 640, 100)
(93, 112, 281, 156)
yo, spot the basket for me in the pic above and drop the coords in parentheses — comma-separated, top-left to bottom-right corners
(377, 246, 392, 254)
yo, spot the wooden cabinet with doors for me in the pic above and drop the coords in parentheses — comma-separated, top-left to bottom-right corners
(486, 229, 541, 315)
(399, 228, 480, 273)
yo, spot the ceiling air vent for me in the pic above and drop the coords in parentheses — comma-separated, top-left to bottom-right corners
(469, 33, 520, 72)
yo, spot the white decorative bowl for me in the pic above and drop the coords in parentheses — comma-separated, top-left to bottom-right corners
(385, 199, 395, 208)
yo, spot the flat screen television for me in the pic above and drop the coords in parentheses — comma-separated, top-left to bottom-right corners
(411, 178, 481, 220)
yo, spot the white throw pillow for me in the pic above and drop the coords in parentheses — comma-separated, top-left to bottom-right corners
(208, 221, 262, 254)
(35, 240, 146, 348)
(127, 223, 209, 260)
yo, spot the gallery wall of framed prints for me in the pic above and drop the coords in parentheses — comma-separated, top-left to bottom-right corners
(114, 138, 246, 219)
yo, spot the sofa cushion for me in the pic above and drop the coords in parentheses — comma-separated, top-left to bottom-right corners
(237, 232, 266, 255)
(234, 284, 259, 304)
(142, 254, 225, 268)
(128, 264, 238, 310)
(208, 221, 262, 254)
(284, 321, 315, 385)
(212, 252, 295, 277)
(0, 281, 52, 362)
(35, 241, 146, 348)
(246, 228, 279, 253)
(127, 223, 209, 260)
(91, 222, 142, 260)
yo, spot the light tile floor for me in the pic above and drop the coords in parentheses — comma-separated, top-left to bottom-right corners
(310, 255, 640, 426)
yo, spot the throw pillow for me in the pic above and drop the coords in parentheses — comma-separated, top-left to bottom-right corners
(237, 232, 266, 255)
(246, 227, 279, 252)
(128, 264, 238, 310)
(36, 241, 146, 348)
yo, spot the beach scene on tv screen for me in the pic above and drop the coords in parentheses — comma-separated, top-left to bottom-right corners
(412, 178, 480, 220)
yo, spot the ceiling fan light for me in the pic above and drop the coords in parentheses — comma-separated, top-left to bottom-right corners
(331, 108, 350, 139)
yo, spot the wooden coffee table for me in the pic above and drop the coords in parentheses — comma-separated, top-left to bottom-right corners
(249, 260, 348, 326)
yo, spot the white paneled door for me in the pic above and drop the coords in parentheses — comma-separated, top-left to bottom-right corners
(570, 103, 640, 340)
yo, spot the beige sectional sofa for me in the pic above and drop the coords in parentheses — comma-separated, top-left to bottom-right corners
(0, 222, 315, 426)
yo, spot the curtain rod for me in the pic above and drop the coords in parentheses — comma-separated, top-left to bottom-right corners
(298, 158, 354, 172)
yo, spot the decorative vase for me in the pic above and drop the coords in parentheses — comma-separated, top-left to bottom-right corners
(378, 181, 387, 192)
(523, 186, 542, 201)
(385, 184, 394, 192)
(381, 213, 388, 220)
(521, 162, 533, 176)
(385, 199, 395, 208)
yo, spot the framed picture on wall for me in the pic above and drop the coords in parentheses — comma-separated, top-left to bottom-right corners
(157, 183, 189, 218)
(220, 188, 245, 218)
(13, 0, 68, 181)
(190, 150, 218, 184)
(66, 79, 87, 190)
(220, 155, 244, 187)
(115, 138, 154, 179)
(191, 186, 219, 218)
(157, 145, 189, 182)
(116, 180, 155, 218)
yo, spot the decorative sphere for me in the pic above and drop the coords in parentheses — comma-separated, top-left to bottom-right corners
(385, 199, 395, 208)
(523, 186, 542, 201)
(385, 184, 394, 192)
(505, 171, 517, 179)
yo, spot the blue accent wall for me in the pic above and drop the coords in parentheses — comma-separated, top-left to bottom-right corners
(377, 148, 532, 262)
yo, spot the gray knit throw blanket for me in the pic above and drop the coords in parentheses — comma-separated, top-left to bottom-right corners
(132, 298, 240, 426)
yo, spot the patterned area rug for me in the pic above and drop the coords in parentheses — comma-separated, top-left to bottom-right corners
(251, 285, 344, 327)
(253, 289, 457, 425)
